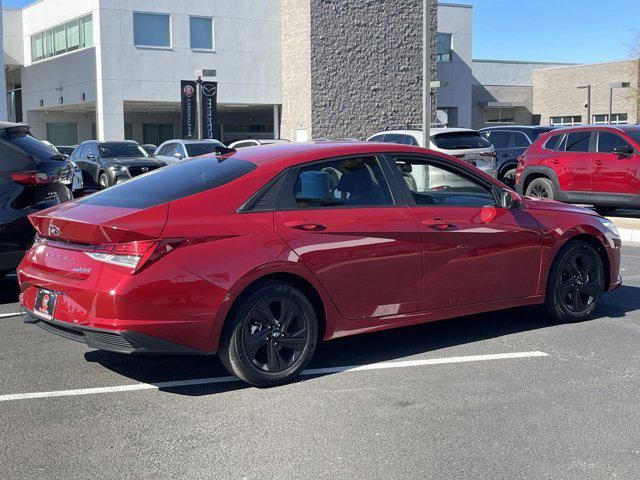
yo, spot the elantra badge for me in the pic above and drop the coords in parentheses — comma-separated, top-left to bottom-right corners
(48, 223, 61, 237)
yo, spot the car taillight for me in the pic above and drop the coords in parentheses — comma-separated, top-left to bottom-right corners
(84, 239, 186, 272)
(10, 171, 58, 185)
(517, 155, 525, 167)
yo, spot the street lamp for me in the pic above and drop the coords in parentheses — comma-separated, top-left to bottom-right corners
(577, 85, 591, 124)
(608, 82, 630, 124)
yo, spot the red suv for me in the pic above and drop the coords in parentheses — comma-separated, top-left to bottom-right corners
(18, 142, 621, 386)
(515, 125, 640, 215)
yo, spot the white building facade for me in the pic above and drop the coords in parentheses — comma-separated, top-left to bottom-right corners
(2, 0, 281, 144)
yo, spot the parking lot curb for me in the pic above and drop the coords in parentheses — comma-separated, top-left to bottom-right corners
(608, 217, 640, 246)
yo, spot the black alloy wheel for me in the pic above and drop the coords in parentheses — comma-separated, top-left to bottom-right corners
(242, 297, 309, 373)
(545, 241, 604, 323)
(219, 280, 318, 387)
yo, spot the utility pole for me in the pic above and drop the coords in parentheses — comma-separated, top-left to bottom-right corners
(422, 0, 431, 148)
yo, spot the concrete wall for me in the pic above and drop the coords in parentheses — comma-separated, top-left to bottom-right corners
(280, 0, 311, 142)
(2, 8, 23, 66)
(0, 2, 5, 121)
(533, 60, 640, 125)
(437, 3, 472, 128)
(304, 0, 438, 140)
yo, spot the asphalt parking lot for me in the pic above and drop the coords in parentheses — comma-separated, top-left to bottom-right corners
(1, 247, 640, 479)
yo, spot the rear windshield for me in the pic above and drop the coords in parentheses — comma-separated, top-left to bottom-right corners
(78, 156, 257, 208)
(99, 143, 149, 158)
(185, 142, 223, 157)
(432, 132, 491, 150)
(5, 127, 62, 162)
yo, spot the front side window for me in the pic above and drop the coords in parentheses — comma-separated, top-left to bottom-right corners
(437, 33, 452, 62)
(99, 143, 149, 158)
(487, 131, 511, 149)
(134, 12, 171, 47)
(190, 16, 213, 49)
(394, 158, 495, 207)
(597, 132, 631, 153)
(383, 134, 418, 146)
(432, 132, 491, 150)
(293, 157, 393, 209)
(565, 132, 591, 152)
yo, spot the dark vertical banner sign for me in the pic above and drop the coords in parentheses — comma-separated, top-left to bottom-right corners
(200, 81, 218, 139)
(181, 80, 197, 139)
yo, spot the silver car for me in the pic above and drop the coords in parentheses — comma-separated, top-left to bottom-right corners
(154, 139, 226, 164)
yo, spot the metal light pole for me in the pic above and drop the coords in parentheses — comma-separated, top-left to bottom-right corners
(422, 0, 431, 148)
(577, 85, 590, 124)
(608, 82, 630, 124)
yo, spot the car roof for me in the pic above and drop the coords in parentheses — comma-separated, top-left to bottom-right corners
(221, 141, 433, 168)
(479, 125, 555, 131)
(548, 124, 640, 134)
(0, 121, 27, 131)
(372, 127, 477, 137)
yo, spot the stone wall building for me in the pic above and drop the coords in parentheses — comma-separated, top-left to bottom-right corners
(281, 0, 438, 141)
(533, 60, 640, 126)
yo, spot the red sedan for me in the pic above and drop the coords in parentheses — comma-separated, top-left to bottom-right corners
(18, 142, 621, 386)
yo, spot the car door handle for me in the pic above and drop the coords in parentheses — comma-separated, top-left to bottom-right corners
(284, 221, 327, 232)
(422, 218, 453, 230)
(594, 160, 604, 166)
(551, 158, 560, 164)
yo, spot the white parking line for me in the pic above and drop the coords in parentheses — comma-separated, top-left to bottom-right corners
(0, 312, 20, 319)
(0, 351, 548, 402)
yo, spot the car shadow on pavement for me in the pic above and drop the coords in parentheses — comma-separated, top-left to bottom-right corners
(84, 287, 640, 397)
(0, 275, 19, 305)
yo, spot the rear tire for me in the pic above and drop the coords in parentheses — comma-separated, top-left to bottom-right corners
(544, 241, 604, 323)
(525, 177, 555, 200)
(218, 280, 318, 387)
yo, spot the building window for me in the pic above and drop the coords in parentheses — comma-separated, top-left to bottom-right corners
(485, 107, 515, 124)
(594, 113, 628, 125)
(143, 124, 174, 146)
(437, 33, 452, 62)
(550, 115, 582, 126)
(47, 123, 78, 146)
(124, 123, 134, 140)
(30, 14, 93, 63)
(134, 13, 171, 48)
(190, 16, 213, 50)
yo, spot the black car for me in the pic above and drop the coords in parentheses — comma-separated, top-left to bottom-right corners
(70, 140, 167, 189)
(0, 122, 73, 277)
(55, 145, 77, 156)
(479, 126, 556, 186)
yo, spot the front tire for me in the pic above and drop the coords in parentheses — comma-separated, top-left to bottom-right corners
(525, 177, 555, 200)
(219, 280, 318, 387)
(98, 171, 110, 190)
(544, 241, 604, 323)
(500, 167, 517, 188)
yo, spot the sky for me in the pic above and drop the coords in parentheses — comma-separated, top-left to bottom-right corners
(3, 0, 639, 64)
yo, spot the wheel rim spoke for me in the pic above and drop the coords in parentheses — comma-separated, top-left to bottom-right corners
(278, 328, 307, 352)
(244, 329, 270, 360)
(567, 257, 581, 276)
(580, 255, 594, 276)
(581, 280, 600, 298)
(266, 341, 284, 371)
(251, 303, 277, 327)
(278, 299, 296, 331)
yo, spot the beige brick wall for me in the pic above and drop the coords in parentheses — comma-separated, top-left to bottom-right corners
(280, 0, 312, 141)
(533, 60, 640, 125)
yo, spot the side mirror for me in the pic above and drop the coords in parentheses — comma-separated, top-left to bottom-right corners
(613, 145, 634, 156)
(500, 189, 522, 209)
(173, 153, 183, 159)
(86, 154, 95, 160)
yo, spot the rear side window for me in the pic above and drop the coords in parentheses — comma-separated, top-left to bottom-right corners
(432, 132, 491, 150)
(565, 132, 591, 152)
(368, 135, 386, 143)
(383, 134, 419, 146)
(597, 132, 631, 153)
(543, 134, 562, 150)
(78, 156, 257, 208)
(514, 132, 530, 148)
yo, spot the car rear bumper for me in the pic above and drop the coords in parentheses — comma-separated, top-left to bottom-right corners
(21, 308, 207, 355)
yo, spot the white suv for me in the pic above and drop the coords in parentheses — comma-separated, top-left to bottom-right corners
(367, 128, 497, 178)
